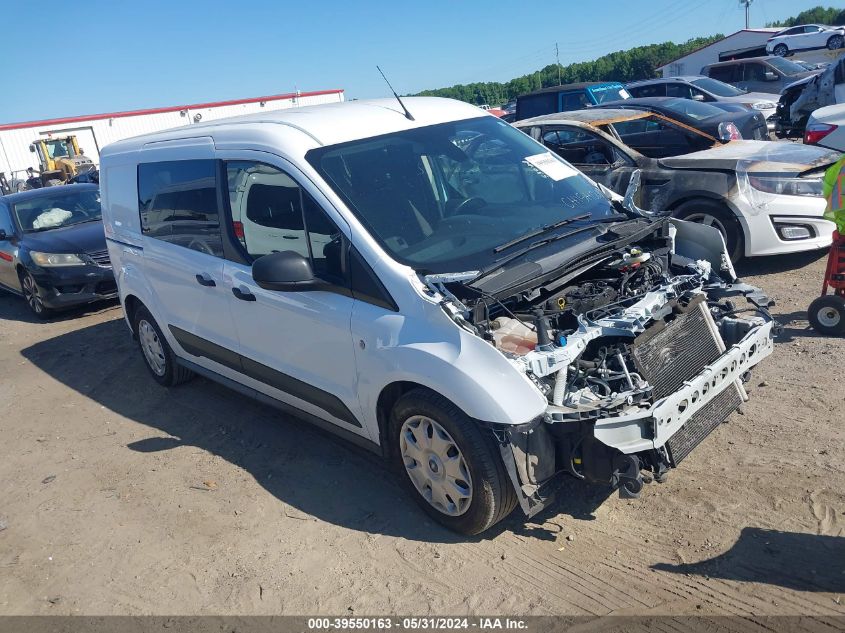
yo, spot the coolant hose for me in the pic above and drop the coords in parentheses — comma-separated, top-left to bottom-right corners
(552, 369, 567, 406)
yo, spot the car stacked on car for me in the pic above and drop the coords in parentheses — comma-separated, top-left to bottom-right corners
(766, 24, 845, 57)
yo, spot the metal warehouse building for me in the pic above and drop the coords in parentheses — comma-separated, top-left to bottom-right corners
(0, 89, 344, 179)
(658, 28, 781, 77)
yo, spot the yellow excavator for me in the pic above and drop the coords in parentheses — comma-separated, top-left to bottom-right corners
(26, 135, 97, 187)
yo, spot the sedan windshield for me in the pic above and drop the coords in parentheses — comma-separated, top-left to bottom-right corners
(691, 77, 746, 97)
(307, 116, 616, 273)
(13, 189, 101, 233)
(767, 56, 810, 76)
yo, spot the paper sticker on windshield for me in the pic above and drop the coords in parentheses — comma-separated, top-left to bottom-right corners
(524, 153, 578, 181)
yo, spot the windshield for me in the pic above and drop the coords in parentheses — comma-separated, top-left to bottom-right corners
(307, 116, 616, 273)
(659, 97, 726, 121)
(13, 189, 101, 233)
(767, 56, 809, 76)
(590, 85, 631, 104)
(691, 77, 746, 97)
(44, 139, 73, 159)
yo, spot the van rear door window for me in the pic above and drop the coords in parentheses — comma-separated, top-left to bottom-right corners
(137, 160, 223, 257)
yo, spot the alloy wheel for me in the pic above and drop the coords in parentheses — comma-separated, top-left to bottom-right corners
(679, 212, 728, 241)
(21, 273, 44, 315)
(138, 319, 167, 376)
(399, 415, 473, 516)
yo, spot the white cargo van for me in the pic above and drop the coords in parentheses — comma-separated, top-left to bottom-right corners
(99, 98, 774, 534)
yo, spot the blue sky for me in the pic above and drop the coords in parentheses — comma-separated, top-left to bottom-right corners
(0, 0, 832, 123)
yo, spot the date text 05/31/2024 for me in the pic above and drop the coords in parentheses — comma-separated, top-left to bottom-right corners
(306, 618, 528, 630)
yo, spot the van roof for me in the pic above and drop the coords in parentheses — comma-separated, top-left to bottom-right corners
(99, 97, 487, 156)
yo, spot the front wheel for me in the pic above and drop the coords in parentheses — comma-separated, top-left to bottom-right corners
(808, 295, 845, 336)
(390, 389, 517, 535)
(19, 270, 52, 319)
(673, 200, 744, 263)
(828, 34, 844, 50)
(773, 43, 788, 56)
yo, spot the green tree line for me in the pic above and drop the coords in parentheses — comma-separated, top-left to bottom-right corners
(414, 5, 845, 107)
(413, 36, 721, 105)
(766, 5, 845, 27)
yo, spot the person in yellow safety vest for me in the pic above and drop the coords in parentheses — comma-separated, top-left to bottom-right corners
(823, 155, 845, 234)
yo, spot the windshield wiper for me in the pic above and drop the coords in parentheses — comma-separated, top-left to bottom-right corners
(493, 213, 591, 253)
(475, 223, 603, 283)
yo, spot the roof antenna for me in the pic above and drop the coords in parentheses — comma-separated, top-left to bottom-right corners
(377, 65, 414, 121)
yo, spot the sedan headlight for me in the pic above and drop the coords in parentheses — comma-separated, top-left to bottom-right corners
(746, 101, 776, 111)
(748, 175, 823, 197)
(29, 251, 86, 267)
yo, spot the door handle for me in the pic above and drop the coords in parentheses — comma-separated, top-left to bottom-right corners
(195, 273, 216, 287)
(232, 286, 256, 301)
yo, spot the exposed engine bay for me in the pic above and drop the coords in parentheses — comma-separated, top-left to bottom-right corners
(428, 218, 775, 515)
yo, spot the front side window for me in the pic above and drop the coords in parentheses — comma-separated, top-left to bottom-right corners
(743, 63, 767, 82)
(225, 161, 343, 280)
(0, 205, 15, 236)
(307, 116, 616, 273)
(666, 82, 693, 99)
(138, 160, 223, 257)
(13, 189, 101, 233)
(542, 128, 619, 165)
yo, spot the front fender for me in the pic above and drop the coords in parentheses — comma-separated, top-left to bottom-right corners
(352, 299, 547, 436)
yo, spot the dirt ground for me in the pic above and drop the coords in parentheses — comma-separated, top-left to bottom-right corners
(0, 250, 843, 618)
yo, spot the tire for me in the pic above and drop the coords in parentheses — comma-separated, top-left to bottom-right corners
(772, 43, 788, 57)
(673, 199, 744, 263)
(390, 388, 517, 535)
(827, 34, 844, 50)
(133, 305, 194, 386)
(807, 295, 845, 336)
(19, 269, 52, 319)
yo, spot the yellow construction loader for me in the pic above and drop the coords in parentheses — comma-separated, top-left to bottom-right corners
(27, 135, 96, 187)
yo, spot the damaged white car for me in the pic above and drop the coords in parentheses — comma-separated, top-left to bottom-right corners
(101, 98, 774, 535)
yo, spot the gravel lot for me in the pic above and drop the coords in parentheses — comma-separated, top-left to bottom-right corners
(0, 249, 842, 618)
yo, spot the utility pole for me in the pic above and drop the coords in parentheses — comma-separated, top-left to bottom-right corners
(556, 42, 561, 86)
(740, 0, 753, 29)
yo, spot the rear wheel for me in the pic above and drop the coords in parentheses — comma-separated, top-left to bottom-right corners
(827, 34, 844, 50)
(19, 270, 52, 319)
(808, 295, 845, 336)
(133, 306, 194, 386)
(674, 199, 744, 263)
(773, 43, 788, 56)
(390, 389, 517, 535)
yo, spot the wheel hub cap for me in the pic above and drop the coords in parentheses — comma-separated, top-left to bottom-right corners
(818, 308, 841, 328)
(399, 415, 472, 517)
(138, 320, 166, 376)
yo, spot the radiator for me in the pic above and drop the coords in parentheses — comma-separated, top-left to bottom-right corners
(630, 298, 724, 400)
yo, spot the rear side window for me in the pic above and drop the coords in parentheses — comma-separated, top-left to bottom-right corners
(138, 160, 223, 257)
(708, 65, 738, 83)
(628, 83, 666, 98)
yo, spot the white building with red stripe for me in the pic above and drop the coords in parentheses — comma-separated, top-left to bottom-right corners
(0, 89, 344, 179)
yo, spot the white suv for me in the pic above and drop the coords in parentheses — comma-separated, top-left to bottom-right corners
(100, 98, 774, 535)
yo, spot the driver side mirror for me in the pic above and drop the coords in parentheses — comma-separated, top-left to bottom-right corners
(691, 94, 705, 101)
(252, 250, 328, 292)
(764, 71, 779, 81)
